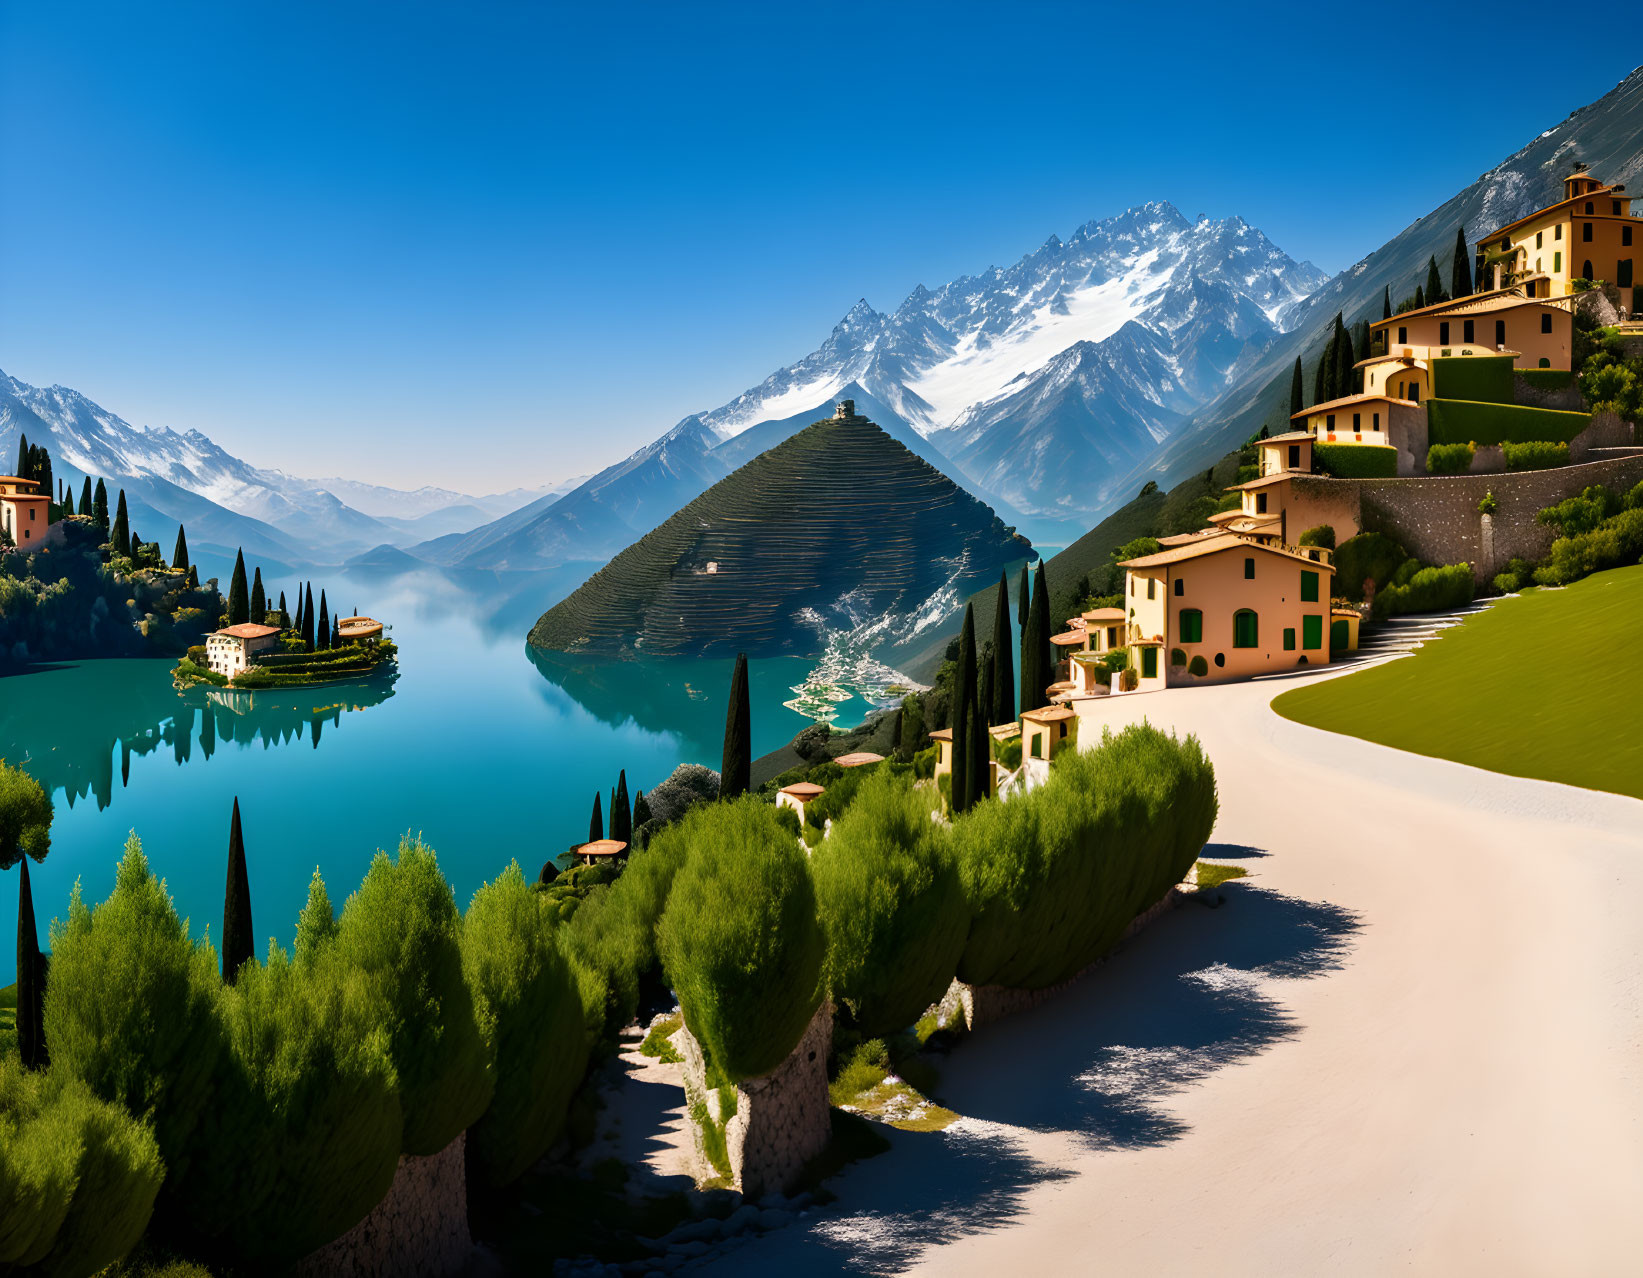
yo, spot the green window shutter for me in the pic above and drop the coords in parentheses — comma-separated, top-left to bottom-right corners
(1233, 610, 1258, 648)
(1301, 570, 1319, 603)
(1302, 615, 1323, 650)
(1244, 557, 1255, 579)
(1179, 609, 1202, 643)
(1283, 628, 1296, 651)
(1142, 646, 1157, 679)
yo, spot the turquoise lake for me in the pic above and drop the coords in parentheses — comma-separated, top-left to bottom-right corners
(0, 567, 892, 985)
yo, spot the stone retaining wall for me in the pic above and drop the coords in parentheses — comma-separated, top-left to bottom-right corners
(293, 1133, 471, 1278)
(678, 1001, 833, 1199)
(936, 883, 1188, 1032)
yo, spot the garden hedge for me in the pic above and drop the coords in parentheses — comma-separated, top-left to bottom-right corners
(1503, 440, 1570, 471)
(1313, 443, 1397, 479)
(1425, 442, 1475, 475)
(810, 771, 969, 1038)
(656, 800, 825, 1082)
(1333, 532, 1409, 601)
(1426, 399, 1588, 447)
(1373, 563, 1475, 618)
(1430, 355, 1513, 405)
(951, 724, 1216, 991)
(1520, 369, 1574, 392)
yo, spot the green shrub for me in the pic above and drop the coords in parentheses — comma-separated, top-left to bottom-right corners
(462, 862, 589, 1187)
(0, 1058, 166, 1277)
(828, 1039, 890, 1105)
(1492, 558, 1535, 594)
(1503, 440, 1569, 471)
(1373, 563, 1475, 618)
(1478, 490, 1498, 515)
(996, 737, 1022, 771)
(331, 837, 492, 1155)
(1538, 485, 1621, 537)
(810, 772, 968, 1038)
(1169, 647, 1186, 667)
(912, 744, 937, 779)
(656, 800, 824, 1082)
(1333, 532, 1409, 602)
(952, 724, 1216, 990)
(1425, 442, 1475, 475)
(1297, 524, 1335, 550)
(1532, 507, 1643, 585)
(1430, 355, 1514, 404)
(1312, 443, 1397, 479)
(936, 771, 951, 808)
(1584, 360, 1642, 420)
(1188, 655, 1208, 676)
(1426, 399, 1588, 446)
(45, 835, 227, 1222)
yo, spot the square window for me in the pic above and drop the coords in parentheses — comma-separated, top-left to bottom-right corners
(1179, 609, 1202, 643)
(1373, 412, 1381, 429)
(1397, 326, 1407, 345)
(1555, 224, 1562, 241)
(1283, 628, 1295, 651)
(1244, 557, 1255, 580)
(1542, 313, 1552, 333)
(1583, 222, 1593, 242)
(1302, 615, 1323, 650)
(1439, 322, 1450, 344)
(1624, 227, 1633, 247)
(1463, 319, 1475, 343)
(1301, 571, 1319, 603)
(1555, 252, 1562, 272)
(1147, 578, 1156, 600)
(1536, 231, 1543, 248)
(1173, 577, 1183, 596)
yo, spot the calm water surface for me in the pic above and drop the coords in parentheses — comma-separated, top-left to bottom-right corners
(0, 567, 881, 984)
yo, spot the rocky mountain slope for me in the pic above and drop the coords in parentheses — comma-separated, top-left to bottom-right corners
(528, 404, 1032, 658)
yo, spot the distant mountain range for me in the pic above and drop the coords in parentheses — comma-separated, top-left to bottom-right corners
(0, 370, 573, 577)
(529, 404, 1032, 658)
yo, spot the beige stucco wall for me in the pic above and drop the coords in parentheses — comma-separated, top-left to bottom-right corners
(1380, 304, 1572, 370)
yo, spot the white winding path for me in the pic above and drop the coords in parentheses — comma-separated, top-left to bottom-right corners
(710, 667, 1643, 1276)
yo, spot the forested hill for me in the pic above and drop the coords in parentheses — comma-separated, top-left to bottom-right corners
(528, 407, 1033, 658)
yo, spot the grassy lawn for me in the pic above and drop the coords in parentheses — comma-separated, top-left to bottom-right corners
(1, 983, 16, 1059)
(1273, 565, 1643, 801)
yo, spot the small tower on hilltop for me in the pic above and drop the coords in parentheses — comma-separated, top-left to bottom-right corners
(834, 398, 856, 420)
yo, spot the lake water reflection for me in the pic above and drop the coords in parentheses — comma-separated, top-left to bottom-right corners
(0, 567, 879, 984)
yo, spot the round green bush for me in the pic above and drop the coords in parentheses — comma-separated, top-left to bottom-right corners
(1425, 442, 1475, 475)
(0, 1058, 164, 1276)
(1503, 440, 1570, 471)
(1333, 532, 1409, 602)
(810, 771, 969, 1038)
(463, 862, 590, 1187)
(332, 837, 492, 1156)
(952, 724, 1216, 991)
(1188, 655, 1209, 676)
(656, 800, 824, 1082)
(1169, 647, 1186, 667)
(1297, 524, 1336, 550)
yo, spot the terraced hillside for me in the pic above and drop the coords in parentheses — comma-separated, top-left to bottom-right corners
(528, 405, 1033, 657)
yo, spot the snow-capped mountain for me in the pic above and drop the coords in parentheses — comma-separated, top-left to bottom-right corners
(693, 202, 1324, 514)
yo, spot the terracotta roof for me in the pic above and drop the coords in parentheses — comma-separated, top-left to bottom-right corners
(1156, 530, 1220, 546)
(1331, 607, 1362, 618)
(578, 839, 628, 857)
(779, 782, 826, 798)
(1290, 392, 1403, 420)
(1226, 471, 1300, 492)
(215, 623, 282, 640)
(1368, 285, 1549, 329)
(0, 475, 39, 488)
(1081, 607, 1126, 621)
(1207, 509, 1245, 525)
(1120, 532, 1335, 572)
(1050, 631, 1086, 646)
(1022, 705, 1075, 724)
(1259, 430, 1314, 445)
(1355, 353, 1423, 370)
(988, 723, 1021, 739)
(835, 752, 885, 767)
(1, 492, 49, 502)
(1047, 680, 1076, 693)
(929, 728, 953, 741)
(1480, 183, 1627, 241)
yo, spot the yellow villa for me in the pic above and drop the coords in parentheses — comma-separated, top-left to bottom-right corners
(1369, 288, 1573, 371)
(929, 727, 953, 781)
(1478, 167, 1639, 300)
(1020, 704, 1076, 782)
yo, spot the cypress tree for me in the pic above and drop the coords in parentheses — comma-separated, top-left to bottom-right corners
(1382, 284, 1393, 321)
(167, 523, 187, 571)
(278, 591, 289, 628)
(952, 604, 977, 813)
(1019, 571, 1043, 715)
(93, 478, 108, 530)
(79, 475, 92, 519)
(1016, 564, 1029, 627)
(221, 797, 254, 984)
(1451, 225, 1472, 299)
(1426, 254, 1445, 305)
(14, 432, 27, 480)
(60, 482, 73, 517)
(1289, 356, 1304, 417)
(1333, 316, 1355, 398)
(128, 524, 142, 559)
(719, 652, 751, 800)
(112, 489, 131, 558)
(611, 770, 632, 845)
(978, 640, 995, 732)
(1313, 345, 1330, 405)
(632, 789, 651, 830)
(316, 590, 330, 650)
(32, 448, 52, 507)
(302, 584, 316, 650)
(588, 792, 604, 843)
(228, 549, 250, 625)
(17, 856, 47, 1069)
(968, 679, 989, 803)
(250, 568, 266, 623)
(295, 582, 305, 633)
(1030, 561, 1052, 711)
(991, 571, 1015, 723)
(330, 616, 340, 649)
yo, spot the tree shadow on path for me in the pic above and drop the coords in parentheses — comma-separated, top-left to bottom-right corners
(705, 877, 1360, 1276)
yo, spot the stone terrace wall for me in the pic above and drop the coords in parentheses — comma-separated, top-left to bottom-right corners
(1512, 372, 1584, 412)
(1354, 452, 1643, 580)
(293, 1133, 471, 1278)
(678, 1002, 833, 1199)
(1569, 410, 1635, 461)
(1288, 476, 1366, 543)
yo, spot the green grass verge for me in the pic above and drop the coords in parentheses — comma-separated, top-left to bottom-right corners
(1195, 862, 1249, 891)
(0, 982, 16, 1060)
(1273, 566, 1643, 800)
(638, 1012, 683, 1063)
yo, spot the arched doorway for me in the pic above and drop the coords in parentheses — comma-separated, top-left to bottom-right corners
(1582, 259, 1594, 281)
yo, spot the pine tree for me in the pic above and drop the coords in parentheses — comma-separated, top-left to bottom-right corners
(991, 570, 1015, 724)
(221, 797, 254, 984)
(17, 856, 47, 1068)
(79, 476, 92, 520)
(1031, 561, 1052, 711)
(302, 584, 316, 650)
(228, 550, 250, 625)
(588, 792, 604, 843)
(612, 770, 632, 844)
(718, 652, 750, 799)
(316, 591, 330, 650)
(952, 604, 977, 813)
(250, 568, 266, 623)
(112, 490, 131, 558)
(1426, 255, 1444, 305)
(1016, 564, 1029, 627)
(1289, 356, 1305, 417)
(1451, 225, 1472, 299)
(93, 479, 108, 531)
(1382, 284, 1393, 321)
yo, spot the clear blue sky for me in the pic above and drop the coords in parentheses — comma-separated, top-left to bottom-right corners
(1, 3, 1636, 492)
